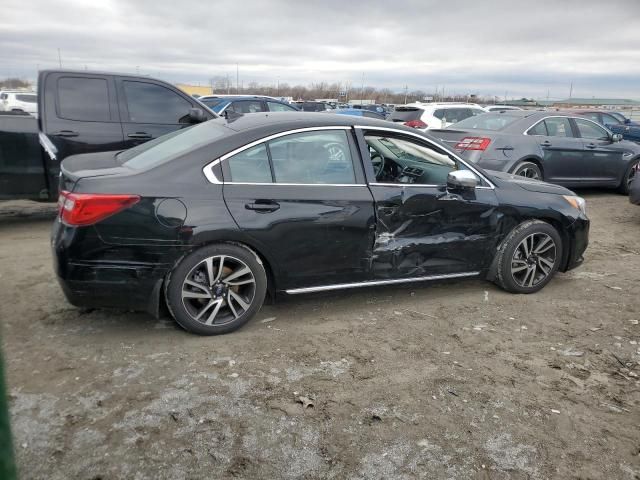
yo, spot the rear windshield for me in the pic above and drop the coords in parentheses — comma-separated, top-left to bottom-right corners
(390, 108, 423, 122)
(118, 121, 229, 170)
(16, 94, 36, 103)
(450, 113, 522, 131)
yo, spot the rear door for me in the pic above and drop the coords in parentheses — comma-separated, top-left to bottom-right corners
(116, 77, 205, 148)
(527, 116, 585, 183)
(220, 127, 375, 290)
(573, 117, 622, 182)
(39, 72, 124, 162)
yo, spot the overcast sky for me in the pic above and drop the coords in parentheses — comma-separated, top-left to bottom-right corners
(1, 0, 639, 99)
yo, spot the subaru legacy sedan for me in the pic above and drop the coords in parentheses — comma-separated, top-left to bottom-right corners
(52, 113, 589, 335)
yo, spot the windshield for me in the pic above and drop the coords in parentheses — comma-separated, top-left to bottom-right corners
(199, 98, 229, 113)
(118, 120, 229, 170)
(610, 112, 627, 123)
(450, 113, 522, 131)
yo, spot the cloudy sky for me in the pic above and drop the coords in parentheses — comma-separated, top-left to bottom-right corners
(1, 0, 639, 99)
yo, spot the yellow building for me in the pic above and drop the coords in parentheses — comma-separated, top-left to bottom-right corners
(175, 84, 213, 97)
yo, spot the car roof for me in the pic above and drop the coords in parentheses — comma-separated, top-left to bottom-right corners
(221, 111, 403, 133)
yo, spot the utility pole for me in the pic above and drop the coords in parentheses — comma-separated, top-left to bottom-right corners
(236, 64, 239, 94)
(276, 77, 280, 97)
(57, 48, 62, 68)
(404, 85, 408, 104)
(360, 72, 365, 104)
(568, 82, 573, 102)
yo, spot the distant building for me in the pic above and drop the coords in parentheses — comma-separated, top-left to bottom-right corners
(175, 84, 213, 97)
(549, 98, 640, 109)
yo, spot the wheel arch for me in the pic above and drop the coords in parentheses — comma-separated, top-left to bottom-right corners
(509, 156, 545, 178)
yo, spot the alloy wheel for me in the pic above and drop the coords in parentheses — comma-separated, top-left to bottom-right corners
(517, 166, 540, 180)
(181, 255, 256, 326)
(510, 233, 557, 288)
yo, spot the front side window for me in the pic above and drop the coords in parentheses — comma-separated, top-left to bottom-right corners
(58, 77, 110, 122)
(574, 118, 609, 140)
(364, 132, 461, 185)
(227, 144, 272, 183)
(267, 101, 296, 112)
(543, 117, 573, 137)
(123, 81, 192, 124)
(269, 130, 355, 184)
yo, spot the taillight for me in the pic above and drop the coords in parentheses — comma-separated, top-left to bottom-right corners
(404, 119, 427, 129)
(455, 137, 491, 151)
(57, 191, 140, 226)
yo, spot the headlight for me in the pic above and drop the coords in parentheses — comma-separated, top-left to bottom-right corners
(562, 195, 587, 216)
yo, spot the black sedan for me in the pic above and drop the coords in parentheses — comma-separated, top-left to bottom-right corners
(52, 113, 589, 335)
(433, 111, 640, 194)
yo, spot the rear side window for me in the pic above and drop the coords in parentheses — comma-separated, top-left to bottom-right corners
(269, 130, 355, 184)
(123, 81, 192, 124)
(575, 118, 609, 140)
(267, 101, 296, 112)
(58, 77, 110, 122)
(528, 121, 547, 136)
(390, 108, 423, 122)
(543, 117, 573, 137)
(228, 144, 272, 183)
(228, 100, 265, 114)
(15, 94, 36, 103)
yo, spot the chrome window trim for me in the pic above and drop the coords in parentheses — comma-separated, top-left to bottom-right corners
(202, 126, 353, 184)
(225, 182, 364, 187)
(354, 125, 496, 189)
(369, 182, 493, 190)
(523, 115, 612, 137)
(285, 271, 480, 294)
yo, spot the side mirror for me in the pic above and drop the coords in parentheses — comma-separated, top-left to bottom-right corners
(188, 108, 206, 124)
(612, 133, 623, 142)
(447, 170, 479, 190)
(624, 118, 631, 125)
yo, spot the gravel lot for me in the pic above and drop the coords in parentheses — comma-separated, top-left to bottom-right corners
(1, 192, 639, 480)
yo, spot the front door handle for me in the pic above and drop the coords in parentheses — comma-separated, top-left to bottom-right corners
(585, 143, 598, 149)
(245, 201, 280, 213)
(540, 141, 552, 147)
(127, 132, 152, 139)
(53, 130, 79, 137)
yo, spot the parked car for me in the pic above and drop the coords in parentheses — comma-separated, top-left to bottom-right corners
(570, 110, 640, 143)
(0, 91, 37, 115)
(52, 112, 588, 335)
(293, 101, 332, 112)
(484, 105, 523, 112)
(629, 162, 640, 205)
(0, 70, 215, 201)
(432, 111, 640, 193)
(199, 95, 298, 114)
(389, 103, 486, 130)
(331, 108, 386, 120)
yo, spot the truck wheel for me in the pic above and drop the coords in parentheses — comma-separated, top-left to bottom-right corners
(165, 243, 267, 335)
(513, 161, 542, 180)
(495, 220, 562, 294)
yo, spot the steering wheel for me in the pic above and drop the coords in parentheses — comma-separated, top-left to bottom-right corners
(370, 152, 385, 179)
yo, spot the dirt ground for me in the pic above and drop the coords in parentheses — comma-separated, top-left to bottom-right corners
(1, 192, 639, 480)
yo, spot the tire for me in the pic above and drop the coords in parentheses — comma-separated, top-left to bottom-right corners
(165, 243, 267, 335)
(618, 158, 639, 195)
(495, 220, 562, 294)
(513, 161, 543, 180)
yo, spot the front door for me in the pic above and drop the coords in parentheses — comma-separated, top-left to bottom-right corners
(221, 128, 375, 290)
(356, 128, 499, 279)
(532, 116, 586, 183)
(573, 117, 622, 183)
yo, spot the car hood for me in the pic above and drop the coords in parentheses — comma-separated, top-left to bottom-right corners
(486, 170, 575, 195)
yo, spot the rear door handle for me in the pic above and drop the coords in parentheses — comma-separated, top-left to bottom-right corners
(127, 132, 152, 139)
(540, 141, 552, 147)
(245, 201, 280, 213)
(53, 130, 78, 137)
(585, 143, 597, 149)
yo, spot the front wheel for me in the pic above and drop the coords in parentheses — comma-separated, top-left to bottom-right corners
(618, 158, 639, 195)
(495, 220, 562, 294)
(513, 161, 543, 180)
(165, 243, 267, 335)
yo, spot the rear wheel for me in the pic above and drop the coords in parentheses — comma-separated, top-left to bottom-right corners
(618, 158, 639, 195)
(495, 220, 562, 294)
(513, 161, 543, 180)
(165, 243, 267, 335)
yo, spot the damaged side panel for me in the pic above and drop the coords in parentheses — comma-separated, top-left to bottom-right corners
(369, 185, 500, 278)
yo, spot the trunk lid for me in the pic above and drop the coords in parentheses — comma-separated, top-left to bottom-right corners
(60, 150, 129, 191)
